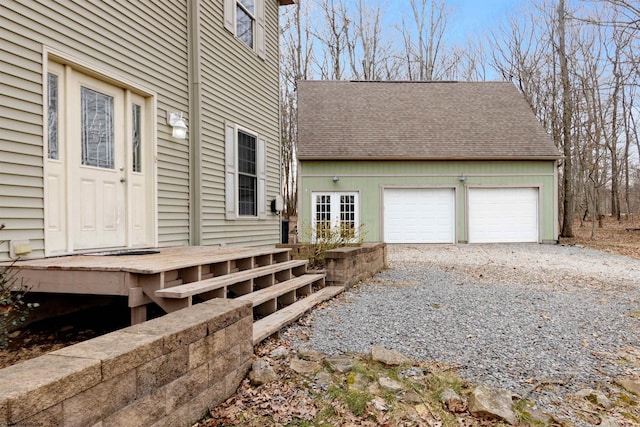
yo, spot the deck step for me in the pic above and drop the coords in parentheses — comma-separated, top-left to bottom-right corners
(154, 259, 308, 299)
(236, 274, 325, 307)
(252, 286, 344, 345)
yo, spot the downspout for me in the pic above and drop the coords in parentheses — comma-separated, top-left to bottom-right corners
(277, 2, 283, 244)
(188, 0, 203, 245)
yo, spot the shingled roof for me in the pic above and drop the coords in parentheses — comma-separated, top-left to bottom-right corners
(297, 81, 561, 160)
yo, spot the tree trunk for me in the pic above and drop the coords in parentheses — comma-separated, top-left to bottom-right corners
(559, 0, 574, 237)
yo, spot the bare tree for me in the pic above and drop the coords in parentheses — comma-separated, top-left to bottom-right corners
(398, 0, 449, 80)
(279, 0, 315, 217)
(280, 0, 640, 232)
(313, 0, 350, 80)
(436, 37, 488, 81)
(489, 9, 550, 114)
(585, 0, 640, 30)
(559, 0, 576, 237)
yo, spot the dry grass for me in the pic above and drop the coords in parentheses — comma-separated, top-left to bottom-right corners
(560, 215, 640, 260)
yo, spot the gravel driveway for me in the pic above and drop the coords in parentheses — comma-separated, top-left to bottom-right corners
(285, 244, 640, 416)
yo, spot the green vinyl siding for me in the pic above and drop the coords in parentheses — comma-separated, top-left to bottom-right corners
(299, 160, 557, 243)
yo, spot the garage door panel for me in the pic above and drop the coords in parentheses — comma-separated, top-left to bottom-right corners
(468, 188, 538, 243)
(384, 188, 455, 243)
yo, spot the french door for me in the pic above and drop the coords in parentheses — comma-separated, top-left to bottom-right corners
(311, 192, 359, 242)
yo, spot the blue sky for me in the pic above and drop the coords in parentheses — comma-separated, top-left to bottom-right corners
(446, 0, 521, 43)
(378, 0, 523, 45)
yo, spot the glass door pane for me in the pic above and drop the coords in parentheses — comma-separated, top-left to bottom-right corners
(132, 103, 142, 173)
(340, 194, 357, 239)
(314, 194, 332, 240)
(47, 73, 59, 160)
(81, 87, 115, 169)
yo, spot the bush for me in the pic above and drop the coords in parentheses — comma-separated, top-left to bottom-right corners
(0, 258, 38, 349)
(298, 223, 366, 269)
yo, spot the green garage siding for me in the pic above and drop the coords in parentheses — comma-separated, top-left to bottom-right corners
(299, 160, 558, 243)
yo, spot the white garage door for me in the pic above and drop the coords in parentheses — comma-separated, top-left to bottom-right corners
(384, 188, 455, 243)
(468, 188, 538, 243)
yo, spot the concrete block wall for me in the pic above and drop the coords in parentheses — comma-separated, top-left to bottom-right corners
(324, 243, 386, 288)
(0, 298, 253, 427)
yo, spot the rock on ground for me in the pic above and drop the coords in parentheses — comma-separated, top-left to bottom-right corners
(249, 359, 278, 385)
(371, 345, 412, 366)
(617, 378, 640, 396)
(290, 358, 322, 375)
(468, 384, 516, 425)
(440, 388, 466, 413)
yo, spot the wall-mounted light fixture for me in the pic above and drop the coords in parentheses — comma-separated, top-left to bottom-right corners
(167, 111, 187, 139)
(332, 176, 340, 183)
(459, 174, 467, 182)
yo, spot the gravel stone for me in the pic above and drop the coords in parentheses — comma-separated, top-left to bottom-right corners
(284, 244, 640, 424)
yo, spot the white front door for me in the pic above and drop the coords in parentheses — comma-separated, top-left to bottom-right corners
(45, 61, 155, 254)
(71, 76, 126, 249)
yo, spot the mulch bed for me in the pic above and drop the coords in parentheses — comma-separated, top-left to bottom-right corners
(560, 215, 640, 260)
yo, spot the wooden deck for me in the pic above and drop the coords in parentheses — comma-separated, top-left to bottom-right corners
(7, 246, 342, 340)
(7, 246, 291, 295)
(7, 246, 291, 274)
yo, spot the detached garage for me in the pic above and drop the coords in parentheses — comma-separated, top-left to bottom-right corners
(296, 81, 561, 244)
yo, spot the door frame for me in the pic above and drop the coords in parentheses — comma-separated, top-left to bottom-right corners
(310, 191, 360, 243)
(42, 48, 158, 255)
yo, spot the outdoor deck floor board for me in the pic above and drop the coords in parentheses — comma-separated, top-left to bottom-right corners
(5, 246, 289, 274)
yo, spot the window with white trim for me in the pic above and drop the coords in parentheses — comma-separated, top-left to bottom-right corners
(225, 123, 266, 219)
(236, 0, 255, 48)
(311, 192, 360, 242)
(238, 131, 257, 216)
(224, 0, 266, 58)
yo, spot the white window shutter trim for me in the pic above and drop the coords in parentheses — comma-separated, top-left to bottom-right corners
(256, 0, 266, 59)
(225, 123, 237, 220)
(257, 136, 267, 219)
(224, 0, 235, 33)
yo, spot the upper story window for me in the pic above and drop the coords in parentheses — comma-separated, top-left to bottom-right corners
(224, 0, 266, 59)
(236, 0, 255, 49)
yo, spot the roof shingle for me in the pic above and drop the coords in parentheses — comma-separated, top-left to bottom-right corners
(297, 81, 561, 160)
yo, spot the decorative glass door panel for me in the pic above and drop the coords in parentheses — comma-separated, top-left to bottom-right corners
(72, 76, 126, 249)
(81, 87, 115, 169)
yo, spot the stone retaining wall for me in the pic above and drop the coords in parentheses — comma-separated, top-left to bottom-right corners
(280, 243, 386, 288)
(323, 243, 386, 288)
(0, 298, 253, 427)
